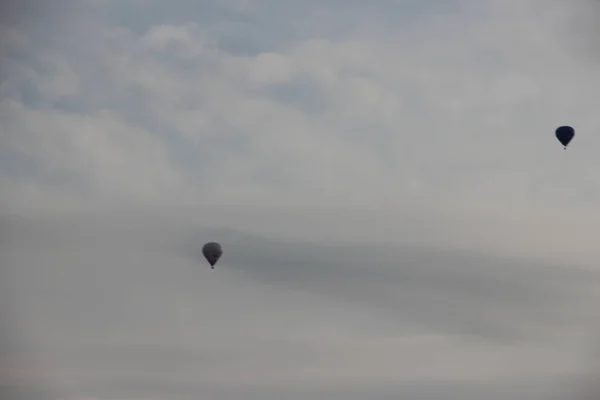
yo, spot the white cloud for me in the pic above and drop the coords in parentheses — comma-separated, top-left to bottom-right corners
(4, 0, 599, 217)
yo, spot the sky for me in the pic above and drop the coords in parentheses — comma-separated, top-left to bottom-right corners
(2, 0, 600, 399)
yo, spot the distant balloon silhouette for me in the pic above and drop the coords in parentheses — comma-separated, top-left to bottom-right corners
(202, 242, 222, 269)
(555, 126, 575, 149)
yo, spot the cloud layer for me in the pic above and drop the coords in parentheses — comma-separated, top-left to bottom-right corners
(3, 0, 600, 399)
(2, 0, 600, 213)
(3, 211, 600, 399)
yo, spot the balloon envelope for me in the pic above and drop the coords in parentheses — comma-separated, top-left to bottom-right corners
(202, 242, 223, 268)
(555, 126, 574, 148)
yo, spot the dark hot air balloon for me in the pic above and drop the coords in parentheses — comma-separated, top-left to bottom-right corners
(202, 242, 222, 269)
(555, 126, 574, 149)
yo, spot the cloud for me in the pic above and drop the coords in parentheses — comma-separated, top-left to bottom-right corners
(3, 0, 600, 214)
(3, 0, 600, 398)
(3, 211, 600, 399)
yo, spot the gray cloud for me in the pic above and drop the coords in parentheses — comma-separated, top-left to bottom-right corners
(67, 378, 581, 400)
(4, 0, 600, 398)
(3, 0, 600, 216)
(3, 211, 600, 399)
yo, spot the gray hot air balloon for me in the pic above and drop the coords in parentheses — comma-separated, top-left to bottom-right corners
(202, 242, 223, 269)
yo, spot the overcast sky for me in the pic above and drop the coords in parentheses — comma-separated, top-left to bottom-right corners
(2, 0, 600, 399)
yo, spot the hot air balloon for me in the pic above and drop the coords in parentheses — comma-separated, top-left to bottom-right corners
(555, 126, 575, 149)
(202, 242, 222, 269)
